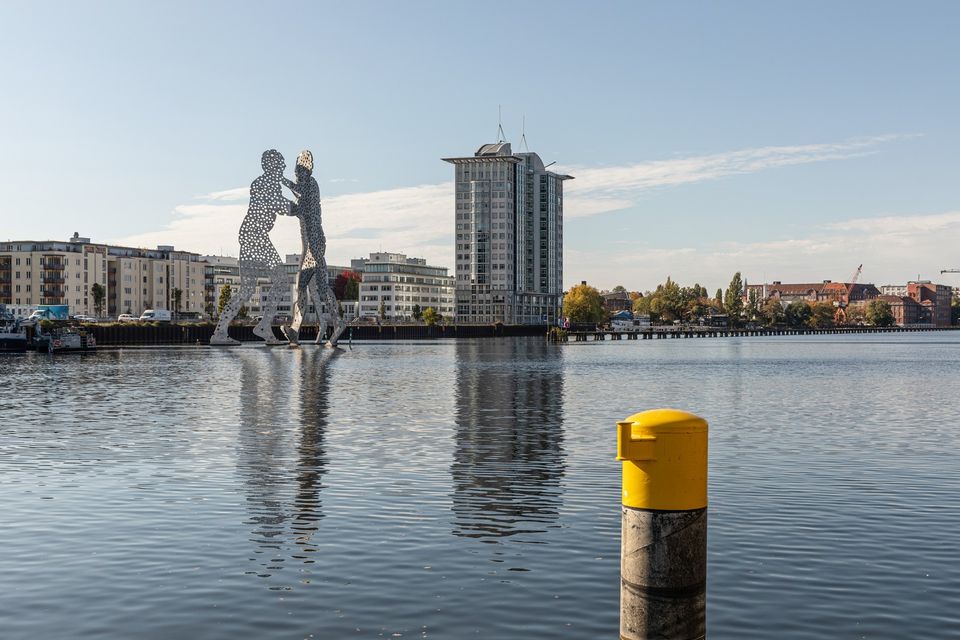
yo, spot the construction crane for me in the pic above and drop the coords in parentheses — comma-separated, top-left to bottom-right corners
(832, 264, 863, 325)
(942, 269, 960, 274)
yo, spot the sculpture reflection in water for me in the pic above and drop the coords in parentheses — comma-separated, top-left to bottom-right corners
(451, 339, 566, 543)
(236, 347, 338, 585)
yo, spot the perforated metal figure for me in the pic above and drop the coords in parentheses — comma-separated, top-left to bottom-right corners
(281, 150, 345, 347)
(210, 149, 292, 346)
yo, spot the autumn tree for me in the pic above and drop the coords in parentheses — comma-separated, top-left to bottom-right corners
(761, 298, 785, 326)
(563, 283, 605, 323)
(334, 270, 362, 300)
(217, 284, 233, 317)
(423, 307, 440, 326)
(808, 302, 835, 329)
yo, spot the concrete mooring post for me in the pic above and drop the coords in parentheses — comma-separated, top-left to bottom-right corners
(617, 409, 708, 640)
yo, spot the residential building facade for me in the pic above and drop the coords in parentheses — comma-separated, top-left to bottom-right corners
(443, 142, 571, 325)
(354, 252, 454, 321)
(0, 234, 205, 318)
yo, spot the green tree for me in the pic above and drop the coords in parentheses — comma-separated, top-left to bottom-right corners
(746, 287, 762, 322)
(808, 302, 835, 329)
(612, 285, 627, 293)
(632, 294, 651, 316)
(91, 282, 106, 318)
(761, 298, 785, 326)
(563, 283, 605, 323)
(650, 277, 683, 323)
(378, 300, 386, 321)
(715, 288, 723, 305)
(423, 306, 440, 326)
(171, 288, 183, 321)
(865, 299, 895, 326)
(952, 298, 960, 325)
(785, 301, 812, 328)
(217, 284, 233, 316)
(846, 305, 867, 326)
(412, 304, 423, 321)
(724, 272, 745, 326)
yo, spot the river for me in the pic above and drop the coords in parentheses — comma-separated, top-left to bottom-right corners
(1, 334, 958, 638)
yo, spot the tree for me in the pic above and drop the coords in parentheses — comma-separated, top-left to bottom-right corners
(562, 283, 605, 323)
(746, 287, 762, 322)
(423, 306, 440, 326)
(785, 301, 812, 328)
(204, 302, 215, 319)
(632, 294, 651, 316)
(866, 299, 895, 327)
(612, 285, 627, 293)
(334, 270, 362, 300)
(715, 288, 723, 305)
(724, 272, 744, 326)
(412, 304, 423, 321)
(650, 277, 683, 322)
(171, 288, 183, 321)
(846, 305, 867, 326)
(761, 298, 785, 326)
(378, 300, 386, 321)
(217, 284, 233, 317)
(808, 302, 835, 329)
(91, 282, 106, 318)
(953, 298, 960, 325)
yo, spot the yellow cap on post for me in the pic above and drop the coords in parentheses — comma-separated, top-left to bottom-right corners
(617, 409, 708, 511)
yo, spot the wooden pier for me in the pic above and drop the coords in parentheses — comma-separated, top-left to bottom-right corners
(563, 326, 956, 342)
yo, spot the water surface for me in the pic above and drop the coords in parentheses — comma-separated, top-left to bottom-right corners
(1, 334, 959, 638)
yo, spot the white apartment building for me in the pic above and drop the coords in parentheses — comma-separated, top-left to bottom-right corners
(354, 252, 454, 321)
(443, 141, 571, 325)
(0, 233, 205, 318)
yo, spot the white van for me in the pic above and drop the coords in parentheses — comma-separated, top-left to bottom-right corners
(139, 309, 172, 322)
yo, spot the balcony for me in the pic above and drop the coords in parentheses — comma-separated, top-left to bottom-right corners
(41, 261, 65, 270)
(42, 274, 65, 283)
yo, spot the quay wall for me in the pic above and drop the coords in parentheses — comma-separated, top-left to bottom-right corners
(83, 323, 548, 346)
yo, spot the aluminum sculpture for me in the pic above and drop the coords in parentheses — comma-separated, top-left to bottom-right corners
(210, 150, 291, 346)
(281, 150, 345, 347)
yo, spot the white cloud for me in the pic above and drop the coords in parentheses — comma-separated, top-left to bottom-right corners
(111, 135, 915, 285)
(571, 211, 960, 292)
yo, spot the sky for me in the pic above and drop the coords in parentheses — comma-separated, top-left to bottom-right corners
(1, 1, 958, 292)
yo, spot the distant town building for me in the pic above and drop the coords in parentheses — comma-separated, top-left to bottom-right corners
(602, 290, 632, 314)
(443, 141, 571, 325)
(0, 234, 205, 318)
(352, 252, 454, 321)
(746, 280, 881, 308)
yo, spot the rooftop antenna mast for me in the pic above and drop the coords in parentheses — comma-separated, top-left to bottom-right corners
(520, 115, 529, 152)
(497, 105, 506, 143)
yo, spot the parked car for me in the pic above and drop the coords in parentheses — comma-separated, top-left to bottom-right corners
(139, 309, 172, 322)
(72, 315, 98, 323)
(117, 314, 137, 322)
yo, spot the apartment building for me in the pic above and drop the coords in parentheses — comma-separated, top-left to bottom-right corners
(443, 141, 571, 325)
(354, 252, 454, 321)
(0, 234, 205, 318)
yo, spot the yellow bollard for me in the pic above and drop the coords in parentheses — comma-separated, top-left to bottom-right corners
(617, 409, 708, 640)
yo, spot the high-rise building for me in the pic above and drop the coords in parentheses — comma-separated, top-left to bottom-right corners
(443, 142, 571, 325)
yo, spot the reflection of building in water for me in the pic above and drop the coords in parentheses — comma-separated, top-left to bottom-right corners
(236, 348, 337, 582)
(451, 339, 565, 541)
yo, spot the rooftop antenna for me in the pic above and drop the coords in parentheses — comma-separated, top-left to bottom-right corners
(520, 115, 529, 152)
(497, 105, 506, 143)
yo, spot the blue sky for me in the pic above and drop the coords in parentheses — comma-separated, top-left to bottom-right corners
(1, 1, 958, 290)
